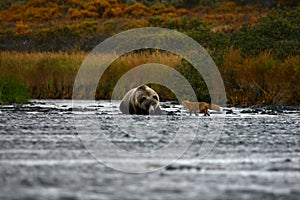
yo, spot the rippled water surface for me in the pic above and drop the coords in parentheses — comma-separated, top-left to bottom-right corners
(1, 100, 300, 200)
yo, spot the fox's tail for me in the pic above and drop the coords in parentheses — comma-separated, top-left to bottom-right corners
(208, 103, 221, 111)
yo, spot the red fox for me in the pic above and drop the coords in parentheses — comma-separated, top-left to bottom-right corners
(182, 100, 221, 116)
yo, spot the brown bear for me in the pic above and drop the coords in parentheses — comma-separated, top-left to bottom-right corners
(119, 85, 162, 115)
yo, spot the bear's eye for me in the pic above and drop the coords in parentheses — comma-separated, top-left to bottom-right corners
(141, 96, 147, 101)
(153, 96, 158, 100)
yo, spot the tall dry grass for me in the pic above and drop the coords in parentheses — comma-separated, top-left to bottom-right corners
(1, 50, 299, 105)
(0, 51, 183, 101)
(221, 48, 300, 105)
(0, 51, 85, 100)
(97, 50, 183, 99)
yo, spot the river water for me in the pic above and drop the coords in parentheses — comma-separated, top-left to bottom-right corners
(0, 100, 300, 200)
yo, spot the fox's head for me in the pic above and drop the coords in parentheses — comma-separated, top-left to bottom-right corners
(181, 100, 190, 107)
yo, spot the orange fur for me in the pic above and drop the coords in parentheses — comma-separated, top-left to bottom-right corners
(182, 100, 221, 116)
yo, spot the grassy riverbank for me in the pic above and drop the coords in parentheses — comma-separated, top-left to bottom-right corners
(0, 50, 299, 105)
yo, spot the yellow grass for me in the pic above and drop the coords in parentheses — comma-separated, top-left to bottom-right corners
(0, 51, 182, 100)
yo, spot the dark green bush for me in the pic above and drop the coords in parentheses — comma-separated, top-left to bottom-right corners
(33, 25, 82, 52)
(0, 75, 29, 104)
(231, 9, 300, 58)
(175, 59, 210, 102)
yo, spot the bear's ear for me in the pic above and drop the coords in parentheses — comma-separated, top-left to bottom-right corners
(137, 85, 147, 90)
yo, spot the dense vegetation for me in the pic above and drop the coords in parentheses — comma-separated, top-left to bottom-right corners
(0, 0, 271, 52)
(0, 0, 299, 105)
(1, 0, 299, 11)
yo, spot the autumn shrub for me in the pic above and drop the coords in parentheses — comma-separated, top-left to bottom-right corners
(103, 5, 125, 18)
(15, 21, 32, 36)
(124, 2, 150, 17)
(85, 0, 111, 18)
(215, 1, 237, 13)
(149, 3, 168, 15)
(68, 8, 99, 19)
